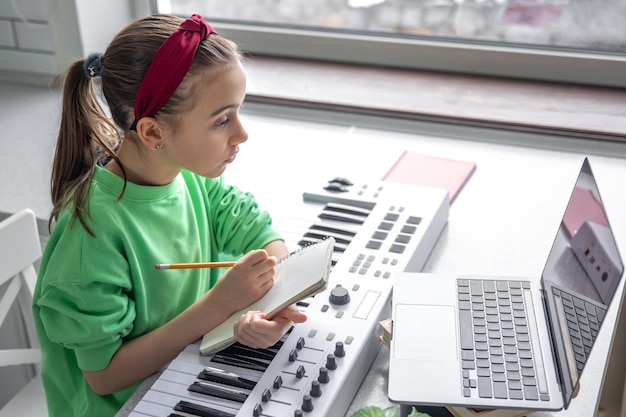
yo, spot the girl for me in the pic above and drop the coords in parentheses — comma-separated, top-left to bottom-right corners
(32, 13, 306, 417)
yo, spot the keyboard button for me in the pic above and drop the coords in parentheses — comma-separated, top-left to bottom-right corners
(378, 222, 393, 230)
(522, 376, 537, 386)
(458, 301, 471, 310)
(493, 382, 508, 399)
(476, 350, 489, 359)
(492, 372, 506, 382)
(401, 225, 416, 234)
(476, 359, 490, 368)
(372, 231, 388, 240)
(394, 234, 411, 244)
(406, 216, 421, 224)
(384, 213, 399, 222)
(507, 371, 521, 381)
(491, 363, 505, 373)
(477, 377, 492, 398)
(524, 385, 539, 400)
(506, 362, 519, 372)
(366, 240, 382, 250)
(461, 350, 474, 361)
(470, 281, 483, 296)
(483, 281, 496, 293)
(389, 244, 406, 253)
(459, 310, 474, 349)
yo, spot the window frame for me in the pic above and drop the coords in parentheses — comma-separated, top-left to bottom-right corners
(212, 21, 626, 89)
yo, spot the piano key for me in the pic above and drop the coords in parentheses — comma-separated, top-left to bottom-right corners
(217, 342, 279, 362)
(319, 209, 366, 224)
(171, 347, 263, 383)
(298, 237, 348, 252)
(324, 202, 372, 217)
(174, 400, 235, 417)
(188, 381, 248, 403)
(131, 396, 177, 416)
(146, 379, 240, 412)
(304, 230, 352, 244)
(211, 354, 269, 372)
(309, 222, 358, 236)
(197, 368, 256, 390)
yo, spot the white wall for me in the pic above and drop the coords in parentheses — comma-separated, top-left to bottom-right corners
(0, 0, 139, 86)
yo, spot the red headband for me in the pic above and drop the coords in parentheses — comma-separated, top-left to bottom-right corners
(130, 14, 217, 131)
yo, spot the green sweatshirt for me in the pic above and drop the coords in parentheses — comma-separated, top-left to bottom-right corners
(33, 166, 281, 417)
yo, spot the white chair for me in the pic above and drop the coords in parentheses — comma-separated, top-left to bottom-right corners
(0, 209, 48, 416)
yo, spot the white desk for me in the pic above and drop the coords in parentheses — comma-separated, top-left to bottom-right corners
(2, 79, 624, 416)
(224, 105, 626, 417)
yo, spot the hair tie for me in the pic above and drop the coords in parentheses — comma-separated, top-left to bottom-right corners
(83, 53, 103, 79)
(130, 14, 217, 131)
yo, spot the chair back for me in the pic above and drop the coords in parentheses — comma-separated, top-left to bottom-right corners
(0, 209, 42, 368)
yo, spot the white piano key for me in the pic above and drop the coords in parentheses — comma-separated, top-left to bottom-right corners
(131, 398, 175, 416)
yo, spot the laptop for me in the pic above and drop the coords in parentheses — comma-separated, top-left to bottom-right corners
(388, 157, 624, 411)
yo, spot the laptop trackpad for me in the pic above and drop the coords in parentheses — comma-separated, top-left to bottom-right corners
(394, 304, 458, 361)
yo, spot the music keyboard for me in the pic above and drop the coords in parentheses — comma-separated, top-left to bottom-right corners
(125, 180, 449, 417)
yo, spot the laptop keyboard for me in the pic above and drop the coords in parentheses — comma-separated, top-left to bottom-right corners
(457, 279, 551, 402)
(552, 287, 606, 374)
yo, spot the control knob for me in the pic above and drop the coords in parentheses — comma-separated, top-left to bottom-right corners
(329, 286, 350, 305)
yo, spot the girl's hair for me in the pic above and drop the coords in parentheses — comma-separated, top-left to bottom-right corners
(49, 14, 240, 235)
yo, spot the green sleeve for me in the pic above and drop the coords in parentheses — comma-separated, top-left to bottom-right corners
(37, 282, 133, 371)
(204, 176, 283, 256)
(36, 217, 136, 372)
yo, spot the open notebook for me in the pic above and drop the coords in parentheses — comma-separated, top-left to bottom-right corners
(200, 237, 335, 355)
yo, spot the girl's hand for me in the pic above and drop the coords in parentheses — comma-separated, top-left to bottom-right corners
(211, 249, 277, 313)
(234, 305, 307, 349)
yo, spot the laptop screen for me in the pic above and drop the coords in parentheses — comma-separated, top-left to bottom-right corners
(541, 157, 624, 406)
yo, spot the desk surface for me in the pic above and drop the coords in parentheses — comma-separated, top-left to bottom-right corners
(2, 80, 624, 416)
(226, 106, 626, 417)
(116, 105, 626, 417)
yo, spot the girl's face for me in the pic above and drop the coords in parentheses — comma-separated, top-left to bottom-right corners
(161, 61, 248, 179)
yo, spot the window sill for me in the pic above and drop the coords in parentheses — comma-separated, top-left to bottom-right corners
(244, 55, 626, 143)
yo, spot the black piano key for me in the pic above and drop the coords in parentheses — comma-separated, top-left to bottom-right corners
(174, 400, 235, 417)
(309, 222, 358, 237)
(219, 341, 283, 360)
(298, 237, 347, 252)
(325, 202, 371, 217)
(211, 354, 269, 372)
(198, 369, 256, 390)
(304, 230, 351, 245)
(211, 340, 291, 372)
(188, 381, 248, 403)
(319, 211, 366, 224)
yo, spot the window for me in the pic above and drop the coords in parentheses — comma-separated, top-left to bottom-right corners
(158, 0, 626, 88)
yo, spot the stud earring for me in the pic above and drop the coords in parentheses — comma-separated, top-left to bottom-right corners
(155, 144, 161, 150)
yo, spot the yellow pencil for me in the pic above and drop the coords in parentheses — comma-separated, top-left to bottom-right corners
(155, 261, 236, 270)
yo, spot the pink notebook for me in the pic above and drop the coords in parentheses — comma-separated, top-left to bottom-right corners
(382, 151, 476, 203)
